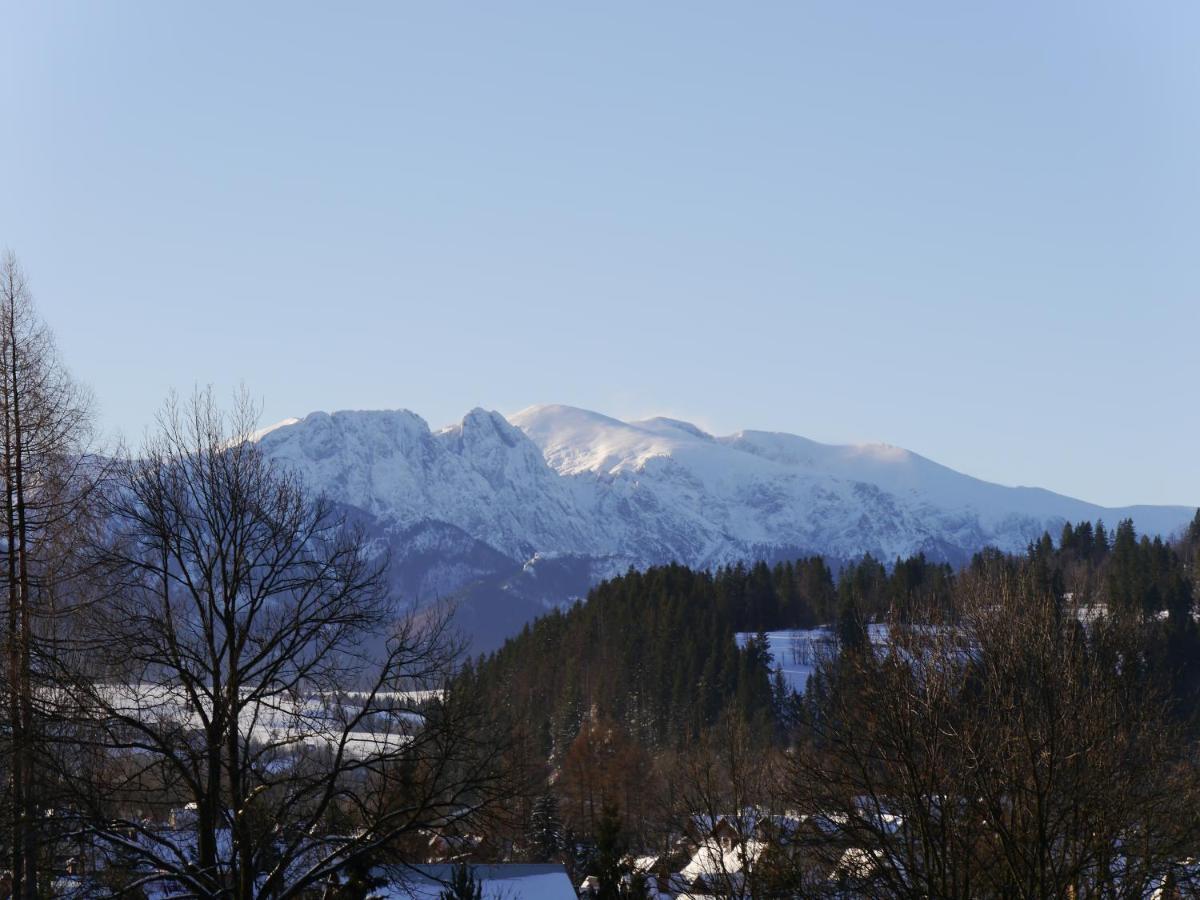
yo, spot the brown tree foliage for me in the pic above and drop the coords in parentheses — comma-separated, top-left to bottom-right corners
(557, 713, 659, 845)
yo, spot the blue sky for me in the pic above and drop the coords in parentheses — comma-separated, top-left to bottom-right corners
(2, 3, 1197, 507)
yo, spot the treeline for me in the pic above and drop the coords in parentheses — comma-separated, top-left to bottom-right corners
(975, 515, 1200, 713)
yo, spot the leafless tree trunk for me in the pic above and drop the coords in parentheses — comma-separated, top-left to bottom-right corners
(0, 252, 97, 898)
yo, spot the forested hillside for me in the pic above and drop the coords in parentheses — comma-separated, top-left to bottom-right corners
(470, 511, 1200, 764)
(467, 552, 956, 753)
(462, 561, 829, 751)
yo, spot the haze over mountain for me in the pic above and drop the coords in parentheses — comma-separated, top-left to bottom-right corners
(253, 404, 1196, 648)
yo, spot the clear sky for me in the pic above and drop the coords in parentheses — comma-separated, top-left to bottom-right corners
(2, 3, 1197, 507)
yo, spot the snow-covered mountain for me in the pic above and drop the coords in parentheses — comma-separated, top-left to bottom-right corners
(253, 404, 1195, 648)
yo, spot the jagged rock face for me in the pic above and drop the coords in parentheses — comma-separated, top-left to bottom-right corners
(257, 408, 599, 561)
(254, 404, 1195, 647)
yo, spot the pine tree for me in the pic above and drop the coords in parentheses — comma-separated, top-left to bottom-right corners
(1060, 521, 1076, 554)
(1075, 520, 1095, 559)
(531, 792, 564, 861)
(592, 802, 627, 900)
(1108, 519, 1142, 619)
(771, 665, 796, 730)
(836, 588, 867, 653)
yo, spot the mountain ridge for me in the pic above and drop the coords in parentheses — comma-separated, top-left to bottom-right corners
(252, 404, 1194, 648)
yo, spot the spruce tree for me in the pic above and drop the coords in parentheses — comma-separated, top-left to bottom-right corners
(837, 589, 868, 654)
(592, 802, 627, 900)
(1095, 519, 1110, 558)
(1109, 519, 1142, 619)
(531, 792, 564, 861)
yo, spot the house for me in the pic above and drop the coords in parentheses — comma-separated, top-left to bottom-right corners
(834, 846, 885, 881)
(751, 813, 806, 847)
(629, 854, 659, 874)
(374, 864, 575, 899)
(684, 814, 730, 850)
(683, 813, 751, 852)
(671, 837, 767, 897)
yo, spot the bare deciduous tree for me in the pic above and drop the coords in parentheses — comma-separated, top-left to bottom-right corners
(0, 251, 98, 897)
(51, 390, 510, 898)
(666, 714, 790, 900)
(789, 568, 1200, 899)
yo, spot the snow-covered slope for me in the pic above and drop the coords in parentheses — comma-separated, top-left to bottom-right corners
(509, 404, 1191, 563)
(253, 404, 1195, 647)
(257, 408, 601, 561)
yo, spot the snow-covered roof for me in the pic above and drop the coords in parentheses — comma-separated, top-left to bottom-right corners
(679, 838, 766, 880)
(836, 846, 885, 880)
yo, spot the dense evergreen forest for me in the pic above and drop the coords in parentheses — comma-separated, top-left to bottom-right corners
(467, 512, 1200, 759)
(462, 560, 837, 751)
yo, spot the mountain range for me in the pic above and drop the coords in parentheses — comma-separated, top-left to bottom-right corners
(253, 404, 1195, 649)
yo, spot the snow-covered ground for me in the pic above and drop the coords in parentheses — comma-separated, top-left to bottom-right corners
(737, 625, 897, 694)
(86, 683, 422, 760)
